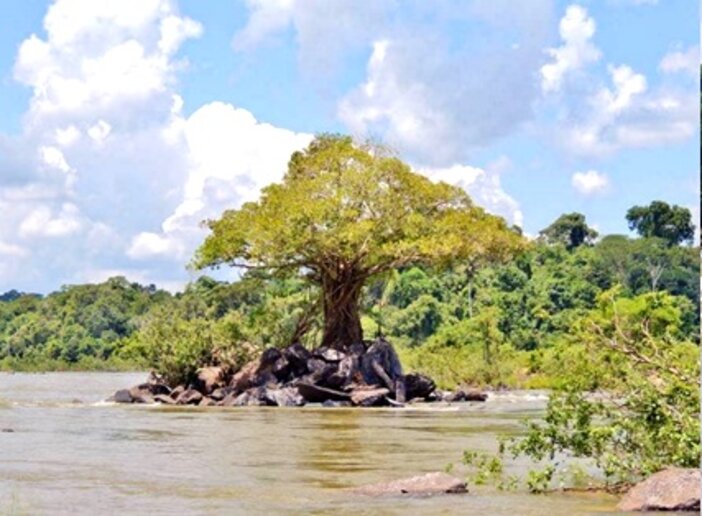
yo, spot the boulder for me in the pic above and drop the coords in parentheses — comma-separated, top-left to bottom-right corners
(195, 366, 224, 394)
(153, 394, 176, 405)
(314, 347, 346, 362)
(297, 382, 351, 403)
(617, 468, 701, 512)
(230, 388, 266, 407)
(446, 389, 488, 402)
(198, 397, 216, 407)
(264, 387, 306, 407)
(113, 389, 133, 403)
(170, 385, 185, 400)
(350, 387, 390, 407)
(282, 342, 312, 374)
(360, 339, 403, 389)
(128, 386, 155, 404)
(176, 389, 203, 405)
(230, 359, 261, 392)
(209, 388, 226, 401)
(353, 472, 468, 496)
(404, 373, 436, 400)
(322, 400, 352, 408)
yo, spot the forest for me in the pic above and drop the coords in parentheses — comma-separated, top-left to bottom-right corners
(1, 202, 697, 391)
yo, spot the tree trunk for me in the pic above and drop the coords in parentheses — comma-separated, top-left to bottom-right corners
(320, 273, 364, 350)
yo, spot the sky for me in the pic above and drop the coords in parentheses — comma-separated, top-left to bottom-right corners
(0, 0, 698, 293)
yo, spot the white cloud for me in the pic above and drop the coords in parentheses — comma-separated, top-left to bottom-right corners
(0, 0, 202, 292)
(659, 46, 699, 76)
(87, 120, 112, 143)
(540, 5, 601, 93)
(235, 1, 554, 166)
(136, 101, 312, 259)
(571, 170, 610, 195)
(55, 125, 81, 146)
(0, 242, 29, 258)
(421, 163, 524, 228)
(127, 231, 184, 259)
(39, 146, 72, 173)
(563, 63, 695, 155)
(232, 0, 294, 51)
(18, 203, 84, 238)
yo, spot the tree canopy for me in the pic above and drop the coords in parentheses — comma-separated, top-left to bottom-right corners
(194, 134, 524, 349)
(538, 212, 598, 250)
(626, 201, 695, 246)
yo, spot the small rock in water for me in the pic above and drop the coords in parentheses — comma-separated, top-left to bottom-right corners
(617, 467, 701, 512)
(1, 428, 15, 433)
(352, 472, 468, 496)
(113, 389, 133, 404)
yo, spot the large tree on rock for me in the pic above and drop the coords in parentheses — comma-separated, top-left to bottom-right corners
(193, 135, 524, 351)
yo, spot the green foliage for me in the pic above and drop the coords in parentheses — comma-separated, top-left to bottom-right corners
(539, 212, 598, 250)
(626, 201, 695, 246)
(461, 290, 700, 491)
(194, 134, 523, 348)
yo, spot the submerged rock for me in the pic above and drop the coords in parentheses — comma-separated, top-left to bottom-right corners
(113, 389, 132, 403)
(445, 389, 488, 402)
(617, 468, 701, 512)
(353, 472, 468, 496)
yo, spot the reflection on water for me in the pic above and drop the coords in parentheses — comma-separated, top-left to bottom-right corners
(0, 372, 618, 515)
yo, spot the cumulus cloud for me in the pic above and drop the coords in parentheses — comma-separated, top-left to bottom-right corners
(571, 170, 610, 195)
(562, 63, 695, 156)
(540, 5, 601, 93)
(421, 162, 524, 228)
(128, 101, 313, 261)
(659, 46, 699, 76)
(0, 0, 202, 291)
(235, 0, 553, 166)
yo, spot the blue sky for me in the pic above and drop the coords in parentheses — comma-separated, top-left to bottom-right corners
(0, 0, 698, 293)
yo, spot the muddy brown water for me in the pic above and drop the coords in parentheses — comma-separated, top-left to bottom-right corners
(0, 372, 621, 515)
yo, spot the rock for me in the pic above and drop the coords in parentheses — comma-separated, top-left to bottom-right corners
(446, 389, 488, 402)
(176, 389, 203, 405)
(617, 468, 701, 512)
(153, 394, 176, 405)
(264, 387, 306, 407)
(209, 388, 226, 401)
(128, 386, 155, 404)
(314, 347, 346, 362)
(350, 387, 390, 407)
(231, 388, 266, 406)
(322, 400, 352, 408)
(353, 472, 468, 496)
(404, 373, 436, 400)
(195, 366, 224, 394)
(142, 381, 171, 396)
(1, 428, 14, 433)
(283, 342, 312, 374)
(113, 389, 133, 403)
(170, 385, 185, 400)
(360, 339, 403, 388)
(297, 382, 351, 403)
(198, 397, 216, 407)
(230, 359, 260, 392)
(271, 355, 291, 382)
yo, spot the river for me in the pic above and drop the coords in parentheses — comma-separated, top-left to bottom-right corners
(0, 372, 620, 515)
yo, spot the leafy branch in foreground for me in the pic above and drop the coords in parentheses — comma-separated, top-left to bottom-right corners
(461, 288, 700, 492)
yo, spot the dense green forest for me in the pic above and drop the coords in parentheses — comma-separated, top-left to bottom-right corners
(1, 203, 698, 390)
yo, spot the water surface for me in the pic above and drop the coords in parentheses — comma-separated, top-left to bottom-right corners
(0, 372, 619, 515)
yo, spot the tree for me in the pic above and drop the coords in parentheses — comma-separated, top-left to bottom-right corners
(626, 201, 695, 246)
(538, 213, 598, 250)
(193, 135, 524, 350)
